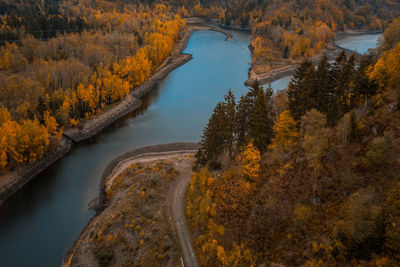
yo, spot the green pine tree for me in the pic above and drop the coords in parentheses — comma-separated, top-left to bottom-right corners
(332, 51, 355, 123)
(287, 59, 316, 121)
(196, 102, 226, 169)
(352, 54, 378, 109)
(236, 94, 251, 148)
(315, 54, 335, 120)
(222, 89, 236, 160)
(248, 82, 274, 153)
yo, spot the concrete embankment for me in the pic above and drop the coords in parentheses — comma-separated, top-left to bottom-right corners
(63, 48, 192, 142)
(0, 138, 72, 205)
(0, 22, 229, 207)
(98, 142, 200, 210)
(64, 22, 231, 143)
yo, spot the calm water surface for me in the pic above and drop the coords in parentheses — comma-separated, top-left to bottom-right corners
(0, 30, 251, 267)
(0, 31, 381, 267)
(270, 76, 292, 92)
(335, 33, 381, 54)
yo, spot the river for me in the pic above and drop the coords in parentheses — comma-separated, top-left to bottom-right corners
(0, 31, 382, 266)
(0, 30, 251, 267)
(335, 33, 381, 54)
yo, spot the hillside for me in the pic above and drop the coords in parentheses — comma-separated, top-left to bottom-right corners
(63, 148, 197, 267)
(188, 17, 400, 266)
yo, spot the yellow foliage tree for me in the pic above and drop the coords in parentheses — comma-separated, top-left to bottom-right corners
(269, 110, 299, 152)
(101, 69, 130, 102)
(4, 119, 49, 163)
(118, 47, 152, 87)
(239, 142, 261, 182)
(225, 243, 255, 266)
(147, 32, 174, 66)
(0, 134, 7, 168)
(44, 111, 62, 138)
(0, 107, 12, 125)
(369, 41, 400, 91)
(217, 245, 227, 266)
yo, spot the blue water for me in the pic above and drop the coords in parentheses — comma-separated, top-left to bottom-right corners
(0, 31, 380, 267)
(0, 30, 251, 267)
(335, 33, 381, 54)
(270, 76, 292, 92)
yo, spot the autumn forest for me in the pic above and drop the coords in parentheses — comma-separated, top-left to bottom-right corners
(0, 0, 398, 171)
(190, 16, 400, 266)
(1, 0, 400, 266)
(0, 1, 184, 169)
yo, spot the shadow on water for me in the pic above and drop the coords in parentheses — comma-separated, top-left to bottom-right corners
(0, 60, 169, 267)
(0, 79, 162, 223)
(0, 166, 61, 222)
(85, 82, 162, 145)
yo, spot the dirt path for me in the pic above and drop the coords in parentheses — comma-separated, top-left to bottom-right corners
(104, 145, 199, 267)
(167, 163, 198, 267)
(103, 146, 199, 267)
(63, 143, 200, 266)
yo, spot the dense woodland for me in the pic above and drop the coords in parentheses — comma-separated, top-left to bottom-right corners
(1, 0, 400, 265)
(0, 0, 399, 170)
(162, 0, 400, 72)
(0, 0, 184, 171)
(189, 17, 400, 266)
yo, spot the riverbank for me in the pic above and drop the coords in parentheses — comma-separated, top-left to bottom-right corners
(98, 142, 200, 209)
(62, 142, 199, 267)
(0, 21, 229, 208)
(335, 29, 383, 39)
(245, 30, 380, 86)
(63, 21, 231, 143)
(0, 138, 71, 206)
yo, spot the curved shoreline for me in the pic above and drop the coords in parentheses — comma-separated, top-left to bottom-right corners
(62, 142, 199, 266)
(63, 23, 231, 143)
(98, 142, 200, 209)
(245, 30, 381, 86)
(0, 22, 229, 207)
(245, 45, 360, 86)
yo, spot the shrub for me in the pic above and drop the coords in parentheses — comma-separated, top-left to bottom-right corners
(94, 246, 114, 267)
